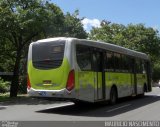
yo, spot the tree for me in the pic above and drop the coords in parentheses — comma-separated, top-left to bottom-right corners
(89, 22, 160, 61)
(0, 0, 86, 97)
(152, 61, 160, 82)
(0, 0, 87, 97)
(0, 0, 63, 97)
(62, 10, 88, 39)
(124, 24, 160, 60)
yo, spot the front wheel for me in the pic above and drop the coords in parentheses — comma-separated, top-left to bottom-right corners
(109, 87, 117, 105)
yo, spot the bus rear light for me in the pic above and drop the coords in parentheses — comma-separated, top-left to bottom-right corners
(66, 70, 75, 91)
(27, 74, 31, 89)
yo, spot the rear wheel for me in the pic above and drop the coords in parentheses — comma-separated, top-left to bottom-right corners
(109, 87, 117, 105)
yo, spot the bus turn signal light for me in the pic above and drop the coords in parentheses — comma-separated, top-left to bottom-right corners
(66, 70, 75, 91)
(27, 74, 31, 89)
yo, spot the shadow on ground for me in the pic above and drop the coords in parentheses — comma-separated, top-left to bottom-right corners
(36, 95, 160, 117)
(0, 97, 69, 106)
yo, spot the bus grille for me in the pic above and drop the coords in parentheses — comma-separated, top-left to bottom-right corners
(32, 60, 62, 70)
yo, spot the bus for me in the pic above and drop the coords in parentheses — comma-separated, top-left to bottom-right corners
(27, 37, 152, 104)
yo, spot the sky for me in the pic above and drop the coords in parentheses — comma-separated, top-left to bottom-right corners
(51, 0, 160, 32)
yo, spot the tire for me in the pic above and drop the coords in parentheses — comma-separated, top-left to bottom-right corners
(109, 87, 117, 105)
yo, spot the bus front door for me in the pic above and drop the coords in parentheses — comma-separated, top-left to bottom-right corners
(93, 51, 105, 101)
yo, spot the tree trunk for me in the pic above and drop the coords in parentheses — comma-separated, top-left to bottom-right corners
(10, 50, 22, 97)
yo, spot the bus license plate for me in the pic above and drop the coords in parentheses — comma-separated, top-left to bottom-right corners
(38, 91, 47, 96)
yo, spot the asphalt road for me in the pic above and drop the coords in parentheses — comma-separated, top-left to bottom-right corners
(0, 87, 160, 121)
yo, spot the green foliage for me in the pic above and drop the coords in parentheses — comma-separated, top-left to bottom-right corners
(0, 1, 87, 70)
(89, 22, 160, 61)
(0, 0, 87, 97)
(0, 93, 29, 102)
(18, 75, 27, 94)
(62, 10, 88, 39)
(0, 77, 10, 93)
(152, 61, 160, 82)
(0, 93, 11, 102)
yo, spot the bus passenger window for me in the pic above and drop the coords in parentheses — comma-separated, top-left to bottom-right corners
(121, 55, 130, 72)
(92, 52, 102, 72)
(114, 53, 121, 72)
(76, 45, 92, 71)
(105, 52, 114, 71)
(135, 59, 143, 73)
(142, 61, 146, 74)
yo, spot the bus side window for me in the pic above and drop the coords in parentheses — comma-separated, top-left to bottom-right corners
(105, 52, 114, 71)
(114, 53, 121, 72)
(76, 45, 92, 71)
(121, 55, 130, 72)
(128, 57, 134, 73)
(92, 50, 102, 72)
(135, 59, 143, 73)
(142, 60, 147, 74)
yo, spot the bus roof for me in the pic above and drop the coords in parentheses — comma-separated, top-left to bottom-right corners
(35, 37, 149, 60)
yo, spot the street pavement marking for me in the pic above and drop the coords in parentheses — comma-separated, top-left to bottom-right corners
(106, 104, 131, 113)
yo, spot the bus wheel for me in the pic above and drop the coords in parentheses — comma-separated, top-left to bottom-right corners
(109, 87, 117, 105)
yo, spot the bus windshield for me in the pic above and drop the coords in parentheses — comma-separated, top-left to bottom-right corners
(32, 40, 65, 70)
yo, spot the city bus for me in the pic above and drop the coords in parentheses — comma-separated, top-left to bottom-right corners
(27, 37, 152, 104)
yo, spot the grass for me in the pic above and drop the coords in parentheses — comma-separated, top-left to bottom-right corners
(0, 93, 28, 102)
(0, 93, 11, 102)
